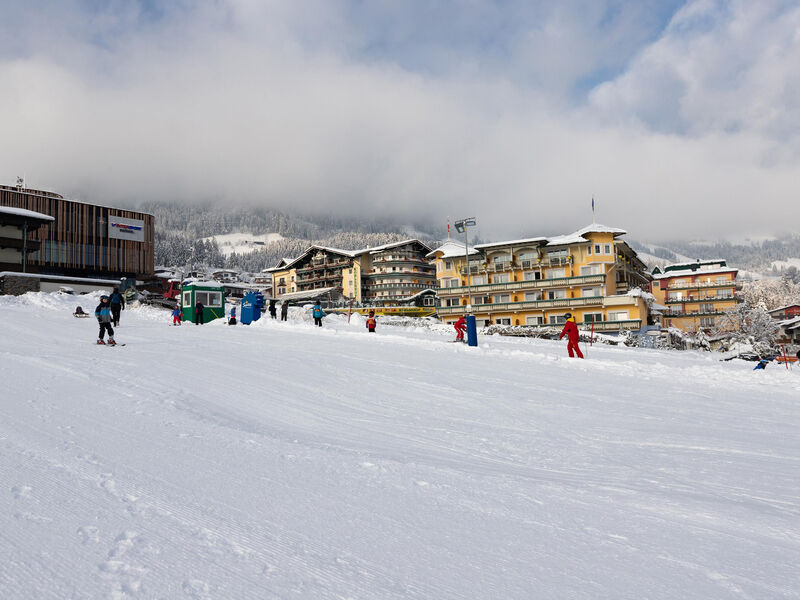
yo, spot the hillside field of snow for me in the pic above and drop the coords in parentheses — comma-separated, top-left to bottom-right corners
(201, 232, 284, 256)
(1, 292, 799, 599)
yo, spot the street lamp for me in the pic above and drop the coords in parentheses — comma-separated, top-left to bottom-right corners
(454, 217, 476, 314)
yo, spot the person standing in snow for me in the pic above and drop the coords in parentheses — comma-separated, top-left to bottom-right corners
(95, 295, 116, 345)
(228, 306, 237, 325)
(454, 315, 466, 342)
(366, 310, 377, 333)
(558, 312, 584, 358)
(280, 300, 289, 321)
(171, 306, 182, 325)
(195, 301, 205, 325)
(108, 287, 125, 327)
(269, 299, 277, 319)
(312, 302, 324, 327)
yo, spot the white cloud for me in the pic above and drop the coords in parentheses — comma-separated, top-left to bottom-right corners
(0, 0, 798, 241)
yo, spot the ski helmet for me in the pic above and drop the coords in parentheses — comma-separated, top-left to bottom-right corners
(563, 312, 572, 319)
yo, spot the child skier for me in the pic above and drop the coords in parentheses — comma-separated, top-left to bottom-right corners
(366, 310, 377, 333)
(95, 295, 116, 345)
(228, 306, 237, 325)
(312, 302, 323, 327)
(171, 306, 182, 325)
(558, 312, 584, 358)
(454, 315, 467, 342)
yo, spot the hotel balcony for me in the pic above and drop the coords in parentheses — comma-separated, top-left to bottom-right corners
(438, 273, 606, 296)
(664, 295, 736, 304)
(436, 295, 605, 316)
(665, 280, 742, 291)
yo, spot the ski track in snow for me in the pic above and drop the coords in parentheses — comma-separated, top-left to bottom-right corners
(1, 292, 799, 599)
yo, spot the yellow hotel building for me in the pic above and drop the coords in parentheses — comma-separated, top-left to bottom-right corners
(649, 259, 741, 332)
(429, 224, 652, 331)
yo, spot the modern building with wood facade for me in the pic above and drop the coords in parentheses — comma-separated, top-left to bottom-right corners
(0, 184, 155, 279)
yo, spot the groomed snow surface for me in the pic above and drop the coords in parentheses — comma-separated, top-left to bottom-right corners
(1, 292, 799, 599)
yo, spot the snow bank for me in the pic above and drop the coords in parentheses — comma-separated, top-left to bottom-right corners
(1, 292, 799, 599)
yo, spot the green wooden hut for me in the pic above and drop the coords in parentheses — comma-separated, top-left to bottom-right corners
(180, 281, 225, 324)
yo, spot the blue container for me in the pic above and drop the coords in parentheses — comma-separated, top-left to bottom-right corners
(240, 291, 266, 325)
(466, 315, 478, 347)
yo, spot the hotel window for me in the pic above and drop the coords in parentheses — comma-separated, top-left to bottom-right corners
(524, 291, 542, 301)
(700, 303, 715, 313)
(495, 318, 511, 325)
(546, 268, 566, 279)
(526, 316, 543, 325)
(476, 295, 490, 305)
(700, 317, 715, 328)
(445, 261, 453, 270)
(604, 244, 612, 254)
(494, 294, 510, 304)
(524, 271, 541, 280)
(547, 289, 567, 300)
(493, 273, 510, 284)
(608, 310, 628, 321)
(582, 287, 601, 297)
(549, 315, 566, 324)
(586, 244, 592, 255)
(581, 265, 602, 275)
(472, 275, 486, 285)
(444, 297, 460, 307)
(594, 244, 601, 254)
(583, 312, 603, 323)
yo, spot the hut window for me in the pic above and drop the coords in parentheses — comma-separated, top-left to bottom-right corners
(196, 291, 222, 307)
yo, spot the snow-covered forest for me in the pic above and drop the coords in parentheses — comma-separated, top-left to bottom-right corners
(144, 202, 440, 271)
(631, 237, 800, 277)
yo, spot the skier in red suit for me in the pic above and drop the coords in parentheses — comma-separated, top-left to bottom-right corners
(558, 312, 584, 358)
(454, 315, 467, 341)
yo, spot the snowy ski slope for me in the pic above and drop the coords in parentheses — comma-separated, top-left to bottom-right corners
(1, 292, 799, 599)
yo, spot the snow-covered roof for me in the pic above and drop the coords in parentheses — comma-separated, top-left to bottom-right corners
(652, 267, 738, 280)
(662, 259, 728, 271)
(0, 206, 55, 222)
(367, 239, 432, 254)
(768, 304, 800, 314)
(182, 280, 224, 288)
(278, 287, 338, 301)
(546, 223, 627, 247)
(572, 223, 627, 237)
(474, 237, 547, 250)
(0, 272, 120, 284)
(425, 239, 479, 259)
(390, 288, 437, 302)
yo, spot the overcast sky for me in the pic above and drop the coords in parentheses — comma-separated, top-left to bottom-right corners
(1, 0, 798, 241)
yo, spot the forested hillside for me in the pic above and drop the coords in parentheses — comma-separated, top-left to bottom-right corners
(630, 236, 800, 279)
(142, 202, 440, 272)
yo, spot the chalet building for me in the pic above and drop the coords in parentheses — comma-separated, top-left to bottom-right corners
(0, 184, 154, 279)
(429, 224, 651, 331)
(650, 259, 741, 333)
(266, 240, 435, 306)
(769, 305, 800, 346)
(359, 240, 435, 305)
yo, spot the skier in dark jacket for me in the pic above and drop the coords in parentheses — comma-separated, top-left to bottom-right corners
(195, 301, 205, 325)
(108, 287, 125, 326)
(312, 302, 323, 327)
(559, 312, 584, 358)
(95, 295, 116, 345)
(280, 300, 289, 321)
(269, 299, 277, 319)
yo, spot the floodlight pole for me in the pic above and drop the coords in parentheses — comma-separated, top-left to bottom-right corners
(464, 225, 472, 312)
